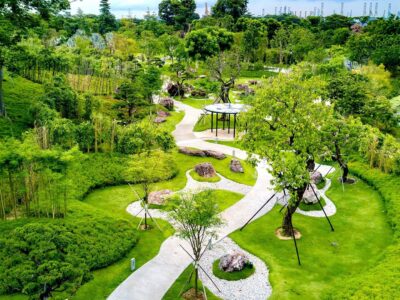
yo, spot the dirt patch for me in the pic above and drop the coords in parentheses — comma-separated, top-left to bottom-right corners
(182, 288, 205, 300)
(275, 227, 302, 240)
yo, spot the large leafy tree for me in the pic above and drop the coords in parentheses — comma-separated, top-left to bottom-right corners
(159, 0, 199, 31)
(0, 0, 69, 116)
(242, 71, 331, 236)
(98, 0, 117, 34)
(212, 0, 248, 21)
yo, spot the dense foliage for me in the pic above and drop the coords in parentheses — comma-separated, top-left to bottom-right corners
(0, 203, 137, 299)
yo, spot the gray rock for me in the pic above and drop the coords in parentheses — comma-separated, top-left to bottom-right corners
(157, 110, 170, 118)
(311, 171, 323, 185)
(148, 190, 173, 205)
(219, 251, 250, 272)
(204, 150, 226, 160)
(178, 147, 226, 160)
(160, 98, 174, 110)
(195, 163, 216, 178)
(302, 184, 319, 204)
(154, 116, 167, 124)
(230, 159, 244, 173)
(179, 147, 207, 157)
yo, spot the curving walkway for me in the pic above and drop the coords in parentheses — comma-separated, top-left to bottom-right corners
(108, 100, 336, 300)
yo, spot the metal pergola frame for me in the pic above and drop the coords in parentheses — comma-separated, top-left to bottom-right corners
(204, 103, 246, 138)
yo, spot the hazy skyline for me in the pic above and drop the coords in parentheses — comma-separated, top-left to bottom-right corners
(70, 0, 400, 19)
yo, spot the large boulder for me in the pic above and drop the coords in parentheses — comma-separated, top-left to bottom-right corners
(204, 150, 226, 160)
(178, 147, 226, 160)
(191, 89, 207, 97)
(160, 98, 174, 111)
(302, 184, 319, 204)
(230, 159, 244, 173)
(166, 83, 184, 97)
(248, 80, 259, 85)
(154, 116, 167, 124)
(311, 171, 323, 185)
(219, 252, 250, 272)
(194, 163, 216, 178)
(157, 110, 170, 118)
(179, 147, 206, 157)
(148, 190, 173, 205)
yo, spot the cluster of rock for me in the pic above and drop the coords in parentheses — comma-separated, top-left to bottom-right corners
(148, 190, 173, 205)
(248, 80, 260, 86)
(195, 163, 216, 178)
(230, 159, 244, 173)
(179, 147, 226, 160)
(154, 110, 171, 124)
(219, 251, 252, 272)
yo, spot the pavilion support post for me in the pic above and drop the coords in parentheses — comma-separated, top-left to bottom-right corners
(223, 114, 225, 130)
(216, 113, 218, 137)
(233, 114, 237, 138)
(228, 114, 231, 134)
(211, 112, 213, 133)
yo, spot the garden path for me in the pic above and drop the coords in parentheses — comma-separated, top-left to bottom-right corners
(108, 100, 336, 300)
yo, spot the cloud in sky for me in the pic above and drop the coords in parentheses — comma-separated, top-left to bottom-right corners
(70, 0, 399, 19)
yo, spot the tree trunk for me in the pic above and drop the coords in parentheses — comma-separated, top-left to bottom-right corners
(194, 266, 199, 297)
(282, 184, 307, 236)
(334, 142, 349, 183)
(0, 65, 5, 117)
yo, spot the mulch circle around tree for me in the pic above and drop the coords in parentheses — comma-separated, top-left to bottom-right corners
(275, 227, 302, 240)
(182, 288, 205, 300)
(139, 224, 153, 231)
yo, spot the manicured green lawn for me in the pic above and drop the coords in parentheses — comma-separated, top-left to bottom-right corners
(189, 169, 221, 182)
(230, 169, 393, 299)
(205, 139, 244, 150)
(298, 197, 326, 211)
(180, 97, 213, 109)
(163, 266, 220, 300)
(157, 110, 185, 132)
(212, 259, 255, 281)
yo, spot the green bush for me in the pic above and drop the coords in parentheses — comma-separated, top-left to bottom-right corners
(0, 204, 137, 299)
(324, 161, 400, 299)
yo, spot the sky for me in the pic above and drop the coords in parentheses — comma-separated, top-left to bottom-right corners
(70, 0, 400, 19)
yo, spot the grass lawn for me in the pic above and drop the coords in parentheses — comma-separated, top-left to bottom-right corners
(180, 97, 213, 109)
(163, 265, 220, 300)
(0, 72, 43, 138)
(230, 168, 393, 299)
(189, 169, 221, 182)
(212, 259, 255, 281)
(72, 184, 174, 300)
(157, 110, 185, 133)
(298, 197, 326, 212)
(205, 139, 244, 150)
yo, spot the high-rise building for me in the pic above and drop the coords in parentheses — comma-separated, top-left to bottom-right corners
(375, 2, 378, 16)
(363, 2, 367, 16)
(388, 3, 392, 16)
(369, 2, 373, 16)
(204, 2, 209, 16)
(321, 2, 324, 17)
(340, 2, 344, 15)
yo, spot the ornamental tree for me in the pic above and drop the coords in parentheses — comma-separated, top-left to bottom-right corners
(241, 70, 332, 236)
(169, 190, 222, 297)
